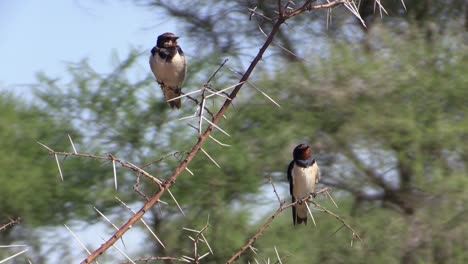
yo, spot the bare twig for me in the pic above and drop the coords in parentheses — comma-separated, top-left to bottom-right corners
(123, 256, 190, 263)
(269, 177, 282, 204)
(310, 201, 366, 247)
(181, 222, 212, 263)
(141, 151, 187, 169)
(225, 187, 364, 263)
(0, 217, 21, 232)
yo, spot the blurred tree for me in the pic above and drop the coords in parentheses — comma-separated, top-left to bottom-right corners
(30, 1, 467, 263)
(223, 26, 468, 263)
(0, 92, 120, 262)
(136, 0, 467, 59)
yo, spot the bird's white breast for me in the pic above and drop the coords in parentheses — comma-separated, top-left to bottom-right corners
(291, 163, 319, 200)
(150, 52, 186, 88)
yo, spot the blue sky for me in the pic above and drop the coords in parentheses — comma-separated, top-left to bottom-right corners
(0, 0, 178, 99)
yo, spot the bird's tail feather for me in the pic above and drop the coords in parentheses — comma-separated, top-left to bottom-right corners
(161, 85, 182, 109)
(296, 216, 307, 225)
(168, 99, 181, 109)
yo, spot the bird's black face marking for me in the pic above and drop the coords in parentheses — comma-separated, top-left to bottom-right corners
(293, 144, 311, 161)
(154, 32, 183, 62)
(292, 144, 315, 167)
(157, 32, 179, 48)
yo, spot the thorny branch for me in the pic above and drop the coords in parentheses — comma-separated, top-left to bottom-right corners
(0, 218, 26, 263)
(37, 1, 371, 263)
(121, 224, 212, 264)
(226, 187, 365, 263)
(123, 256, 190, 263)
(0, 217, 21, 232)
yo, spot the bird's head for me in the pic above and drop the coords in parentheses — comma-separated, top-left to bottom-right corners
(157, 32, 179, 48)
(293, 144, 312, 161)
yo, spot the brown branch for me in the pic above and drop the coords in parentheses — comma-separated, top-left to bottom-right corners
(269, 177, 282, 204)
(284, 0, 345, 19)
(0, 217, 21, 232)
(48, 151, 164, 186)
(226, 188, 327, 263)
(122, 256, 190, 263)
(226, 187, 365, 263)
(310, 201, 366, 246)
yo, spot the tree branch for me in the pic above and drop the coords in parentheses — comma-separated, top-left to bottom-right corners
(226, 187, 364, 263)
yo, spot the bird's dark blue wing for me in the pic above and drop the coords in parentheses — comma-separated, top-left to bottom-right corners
(287, 161, 294, 195)
(150, 46, 158, 56)
(287, 160, 296, 225)
(176, 45, 184, 55)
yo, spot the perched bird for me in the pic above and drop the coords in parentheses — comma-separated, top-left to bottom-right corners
(287, 144, 321, 225)
(149, 32, 187, 109)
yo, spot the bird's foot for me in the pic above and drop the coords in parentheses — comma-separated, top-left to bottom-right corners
(310, 192, 317, 198)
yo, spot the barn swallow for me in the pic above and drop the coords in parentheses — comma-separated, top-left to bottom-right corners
(287, 144, 321, 225)
(149, 32, 187, 109)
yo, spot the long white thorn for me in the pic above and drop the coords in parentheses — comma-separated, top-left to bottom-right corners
(185, 167, 194, 176)
(200, 147, 221, 168)
(0, 245, 27, 248)
(112, 159, 118, 190)
(201, 116, 230, 137)
(199, 252, 211, 260)
(115, 197, 166, 248)
(167, 188, 185, 216)
(209, 135, 231, 147)
(94, 207, 119, 230)
(201, 233, 213, 255)
(205, 82, 243, 99)
(167, 89, 202, 102)
(0, 249, 28, 264)
(67, 134, 78, 154)
(99, 236, 136, 264)
(54, 154, 64, 181)
(274, 246, 283, 264)
(199, 98, 206, 136)
(64, 224, 92, 255)
(179, 114, 197, 121)
(37, 141, 54, 152)
(246, 80, 281, 108)
(304, 201, 317, 227)
(326, 190, 339, 208)
(401, 0, 407, 11)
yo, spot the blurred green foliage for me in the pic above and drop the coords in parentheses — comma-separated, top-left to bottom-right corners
(1, 1, 467, 263)
(0, 94, 111, 227)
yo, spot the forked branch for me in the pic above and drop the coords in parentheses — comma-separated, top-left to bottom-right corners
(226, 187, 365, 263)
